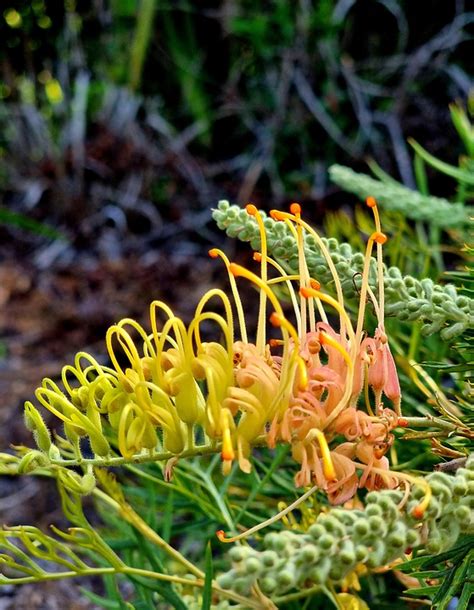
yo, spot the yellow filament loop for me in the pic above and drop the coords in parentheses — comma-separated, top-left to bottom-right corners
(189, 312, 233, 361)
(192, 289, 235, 355)
(150, 301, 187, 356)
(270, 312, 307, 391)
(208, 248, 248, 344)
(303, 428, 337, 481)
(106, 325, 144, 384)
(246, 204, 268, 353)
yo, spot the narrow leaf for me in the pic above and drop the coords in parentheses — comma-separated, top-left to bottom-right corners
(201, 541, 213, 610)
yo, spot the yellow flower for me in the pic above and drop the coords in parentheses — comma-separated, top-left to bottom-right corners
(27, 200, 420, 511)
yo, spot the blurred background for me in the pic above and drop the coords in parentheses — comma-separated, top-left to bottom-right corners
(0, 2, 472, 607)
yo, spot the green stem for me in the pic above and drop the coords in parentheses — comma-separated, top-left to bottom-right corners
(51, 442, 222, 468)
(49, 436, 269, 469)
(2, 565, 263, 608)
(401, 416, 459, 432)
(93, 487, 204, 579)
(274, 584, 323, 604)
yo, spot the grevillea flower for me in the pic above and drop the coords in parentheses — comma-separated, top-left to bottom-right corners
(28, 198, 433, 526)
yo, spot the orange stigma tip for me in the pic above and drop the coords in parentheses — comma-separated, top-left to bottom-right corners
(269, 312, 283, 327)
(366, 196, 377, 208)
(290, 202, 301, 215)
(310, 279, 321, 290)
(246, 203, 258, 216)
(253, 252, 262, 262)
(269, 339, 283, 347)
(208, 248, 218, 258)
(373, 231, 387, 244)
(216, 530, 226, 541)
(412, 506, 425, 519)
(228, 262, 240, 276)
(270, 209, 286, 221)
(398, 418, 409, 428)
(299, 287, 312, 299)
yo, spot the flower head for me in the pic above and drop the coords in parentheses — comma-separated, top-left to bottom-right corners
(27, 199, 409, 510)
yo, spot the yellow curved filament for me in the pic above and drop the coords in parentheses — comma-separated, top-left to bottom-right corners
(209, 248, 248, 344)
(216, 484, 318, 543)
(246, 204, 269, 352)
(192, 289, 235, 352)
(304, 428, 337, 481)
(319, 330, 353, 370)
(272, 208, 347, 340)
(300, 287, 355, 348)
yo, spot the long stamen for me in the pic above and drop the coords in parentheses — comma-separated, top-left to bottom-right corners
(300, 287, 355, 346)
(354, 231, 387, 346)
(254, 252, 303, 336)
(246, 204, 268, 352)
(106, 326, 143, 383)
(272, 208, 347, 340)
(290, 203, 318, 334)
(209, 248, 248, 344)
(366, 197, 386, 326)
(216, 484, 318, 543)
(229, 263, 288, 352)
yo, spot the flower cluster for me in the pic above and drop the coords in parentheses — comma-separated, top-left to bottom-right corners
(26, 200, 409, 507)
(217, 455, 474, 597)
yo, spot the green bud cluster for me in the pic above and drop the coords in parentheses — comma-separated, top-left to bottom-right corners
(328, 164, 470, 228)
(217, 454, 474, 597)
(213, 201, 473, 339)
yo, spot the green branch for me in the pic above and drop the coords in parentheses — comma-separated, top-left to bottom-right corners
(328, 164, 470, 227)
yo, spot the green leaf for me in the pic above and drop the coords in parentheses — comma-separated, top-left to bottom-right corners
(201, 541, 213, 610)
(457, 582, 474, 610)
(403, 585, 439, 597)
(80, 588, 124, 609)
(129, 529, 188, 610)
(408, 139, 474, 185)
(0, 207, 64, 239)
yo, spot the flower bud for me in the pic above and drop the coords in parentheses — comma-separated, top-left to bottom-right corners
(24, 402, 51, 453)
(260, 576, 277, 594)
